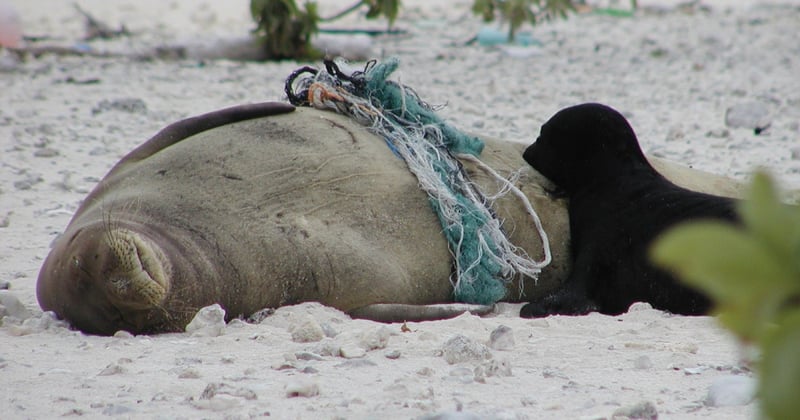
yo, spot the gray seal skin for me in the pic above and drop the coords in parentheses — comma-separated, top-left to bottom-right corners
(37, 101, 746, 335)
(37, 102, 569, 335)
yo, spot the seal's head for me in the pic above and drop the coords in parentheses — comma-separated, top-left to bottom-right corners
(523, 103, 652, 194)
(37, 220, 173, 335)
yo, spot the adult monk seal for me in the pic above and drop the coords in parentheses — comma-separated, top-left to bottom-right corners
(519, 102, 739, 318)
(37, 102, 573, 335)
(37, 101, 750, 335)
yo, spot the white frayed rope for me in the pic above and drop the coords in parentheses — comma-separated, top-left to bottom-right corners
(286, 58, 551, 304)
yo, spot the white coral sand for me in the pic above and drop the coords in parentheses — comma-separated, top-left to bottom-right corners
(2, 0, 799, 418)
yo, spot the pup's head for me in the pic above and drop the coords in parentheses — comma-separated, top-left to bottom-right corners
(523, 103, 650, 193)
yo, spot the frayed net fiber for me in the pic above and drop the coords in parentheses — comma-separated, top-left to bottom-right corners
(285, 58, 551, 305)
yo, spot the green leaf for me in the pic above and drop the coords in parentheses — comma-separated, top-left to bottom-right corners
(472, 0, 574, 37)
(760, 310, 800, 420)
(472, 0, 495, 22)
(651, 172, 800, 419)
(249, 0, 319, 59)
(651, 221, 796, 339)
(740, 172, 800, 275)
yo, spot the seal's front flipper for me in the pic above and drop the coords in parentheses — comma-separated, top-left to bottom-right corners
(348, 303, 495, 323)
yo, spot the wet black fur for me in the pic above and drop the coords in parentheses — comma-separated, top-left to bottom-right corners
(520, 103, 738, 318)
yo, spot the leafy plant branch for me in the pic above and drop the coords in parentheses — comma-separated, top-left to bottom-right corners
(652, 172, 800, 419)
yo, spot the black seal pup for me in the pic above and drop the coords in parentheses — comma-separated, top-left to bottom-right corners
(520, 103, 738, 317)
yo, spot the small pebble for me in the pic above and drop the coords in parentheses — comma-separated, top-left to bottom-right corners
(33, 148, 59, 158)
(706, 375, 756, 407)
(295, 351, 324, 361)
(102, 405, 134, 416)
(627, 302, 653, 312)
(448, 366, 475, 384)
(201, 382, 257, 400)
(245, 307, 274, 323)
(6, 311, 68, 335)
(634, 355, 653, 370)
(725, 101, 771, 131)
(92, 98, 148, 115)
(612, 400, 658, 419)
(185, 304, 226, 337)
(0, 290, 31, 320)
(13, 174, 43, 190)
(178, 368, 201, 379)
(97, 363, 126, 376)
(441, 335, 492, 364)
(359, 326, 391, 350)
(340, 344, 366, 359)
(290, 317, 325, 343)
(417, 367, 434, 377)
(481, 358, 512, 377)
(419, 411, 482, 420)
(706, 128, 730, 138)
(335, 359, 377, 368)
(285, 380, 320, 398)
(488, 325, 515, 350)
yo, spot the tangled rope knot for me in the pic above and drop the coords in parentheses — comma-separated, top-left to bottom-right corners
(285, 57, 551, 305)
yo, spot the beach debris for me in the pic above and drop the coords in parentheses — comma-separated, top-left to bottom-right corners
(475, 27, 539, 46)
(0, 0, 22, 48)
(74, 4, 130, 41)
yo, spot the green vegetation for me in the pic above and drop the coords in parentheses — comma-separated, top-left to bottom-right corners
(651, 173, 800, 419)
(471, 0, 575, 40)
(249, 0, 399, 59)
(250, 0, 320, 59)
(249, 0, 588, 59)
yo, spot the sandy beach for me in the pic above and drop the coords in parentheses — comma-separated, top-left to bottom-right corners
(2, 0, 799, 418)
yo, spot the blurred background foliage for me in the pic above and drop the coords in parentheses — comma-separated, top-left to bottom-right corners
(249, 0, 589, 59)
(652, 173, 800, 420)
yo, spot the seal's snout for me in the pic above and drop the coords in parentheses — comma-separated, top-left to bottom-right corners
(37, 223, 171, 335)
(104, 228, 169, 309)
